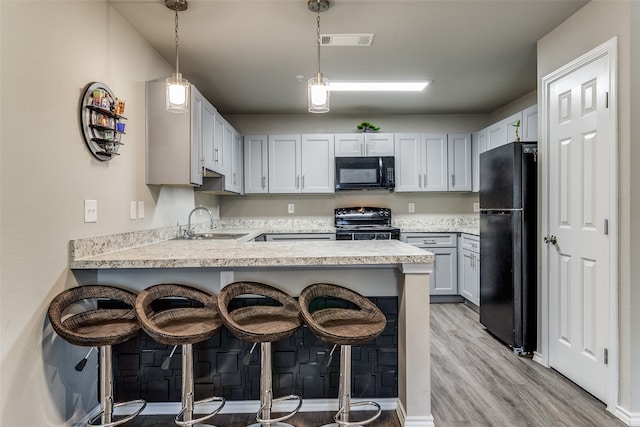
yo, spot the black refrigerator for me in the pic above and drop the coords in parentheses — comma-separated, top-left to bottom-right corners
(479, 142, 537, 355)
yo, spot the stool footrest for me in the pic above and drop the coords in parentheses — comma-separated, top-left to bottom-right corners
(175, 396, 226, 427)
(256, 394, 303, 424)
(88, 399, 147, 427)
(334, 401, 382, 426)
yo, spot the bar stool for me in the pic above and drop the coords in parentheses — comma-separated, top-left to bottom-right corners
(135, 284, 225, 426)
(47, 285, 147, 427)
(217, 281, 303, 427)
(299, 283, 387, 427)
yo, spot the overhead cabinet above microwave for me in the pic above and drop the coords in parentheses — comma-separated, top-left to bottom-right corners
(334, 133, 395, 157)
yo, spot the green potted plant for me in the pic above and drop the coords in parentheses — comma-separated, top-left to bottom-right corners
(357, 122, 380, 133)
(512, 119, 521, 141)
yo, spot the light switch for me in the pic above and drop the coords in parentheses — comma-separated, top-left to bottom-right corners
(130, 201, 137, 220)
(138, 201, 145, 219)
(408, 202, 415, 213)
(84, 199, 97, 223)
(288, 204, 295, 214)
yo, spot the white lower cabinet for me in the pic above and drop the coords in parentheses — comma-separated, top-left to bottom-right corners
(263, 233, 336, 242)
(402, 233, 458, 295)
(458, 234, 480, 306)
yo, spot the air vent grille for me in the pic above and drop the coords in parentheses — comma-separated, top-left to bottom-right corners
(320, 34, 374, 46)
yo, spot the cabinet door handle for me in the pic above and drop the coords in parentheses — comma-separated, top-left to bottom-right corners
(262, 176, 266, 189)
(423, 174, 427, 188)
(451, 174, 455, 187)
(232, 172, 236, 185)
(214, 148, 219, 162)
(296, 175, 300, 189)
(419, 174, 422, 188)
(302, 175, 305, 189)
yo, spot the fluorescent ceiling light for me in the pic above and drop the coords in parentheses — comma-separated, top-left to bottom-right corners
(329, 81, 431, 92)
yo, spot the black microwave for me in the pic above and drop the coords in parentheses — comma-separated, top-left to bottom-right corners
(335, 156, 395, 191)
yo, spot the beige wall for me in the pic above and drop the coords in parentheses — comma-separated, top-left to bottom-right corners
(0, 2, 205, 425)
(537, 0, 639, 416)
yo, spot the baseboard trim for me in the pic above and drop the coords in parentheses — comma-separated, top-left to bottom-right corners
(395, 400, 436, 427)
(612, 404, 640, 426)
(106, 397, 398, 416)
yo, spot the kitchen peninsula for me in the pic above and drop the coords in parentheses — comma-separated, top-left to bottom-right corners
(70, 233, 435, 427)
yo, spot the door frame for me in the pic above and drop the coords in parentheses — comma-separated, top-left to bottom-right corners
(539, 36, 619, 410)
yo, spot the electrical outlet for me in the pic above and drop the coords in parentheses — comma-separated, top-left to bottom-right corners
(84, 199, 97, 223)
(220, 271, 234, 289)
(473, 202, 480, 212)
(288, 203, 295, 214)
(130, 201, 137, 220)
(408, 202, 415, 213)
(138, 201, 145, 219)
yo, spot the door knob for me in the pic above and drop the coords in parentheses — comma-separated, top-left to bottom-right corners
(544, 235, 557, 245)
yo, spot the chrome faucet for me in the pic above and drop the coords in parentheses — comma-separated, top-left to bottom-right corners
(186, 206, 215, 237)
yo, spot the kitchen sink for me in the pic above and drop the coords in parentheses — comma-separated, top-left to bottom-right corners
(177, 233, 249, 240)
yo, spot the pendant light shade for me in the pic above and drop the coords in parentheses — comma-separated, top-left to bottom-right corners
(308, 72, 330, 113)
(308, 0, 330, 113)
(165, 0, 189, 113)
(166, 72, 190, 113)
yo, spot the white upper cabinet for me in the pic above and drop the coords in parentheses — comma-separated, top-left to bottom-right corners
(447, 133, 472, 191)
(521, 104, 538, 141)
(228, 128, 243, 194)
(472, 130, 486, 192)
(244, 135, 269, 194)
(146, 82, 204, 186)
(201, 99, 217, 173)
(423, 134, 449, 191)
(301, 134, 335, 193)
(268, 135, 301, 194)
(334, 134, 364, 157)
(395, 133, 470, 192)
(268, 134, 334, 194)
(394, 133, 422, 191)
(335, 133, 394, 157)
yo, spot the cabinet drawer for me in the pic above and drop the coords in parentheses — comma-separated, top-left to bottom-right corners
(403, 233, 456, 247)
(460, 234, 480, 252)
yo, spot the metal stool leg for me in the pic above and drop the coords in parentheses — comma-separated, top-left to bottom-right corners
(248, 342, 302, 427)
(88, 346, 146, 427)
(321, 345, 382, 427)
(175, 344, 225, 427)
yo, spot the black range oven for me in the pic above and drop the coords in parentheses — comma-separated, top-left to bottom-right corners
(335, 207, 400, 240)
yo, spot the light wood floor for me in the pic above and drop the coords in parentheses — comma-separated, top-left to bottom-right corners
(122, 303, 623, 427)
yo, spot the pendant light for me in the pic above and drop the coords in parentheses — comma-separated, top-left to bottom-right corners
(308, 0, 330, 113)
(165, 0, 190, 113)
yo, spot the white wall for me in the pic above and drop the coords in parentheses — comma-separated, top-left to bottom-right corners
(537, 0, 639, 417)
(0, 2, 200, 425)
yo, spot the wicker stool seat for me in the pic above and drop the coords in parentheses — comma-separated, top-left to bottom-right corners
(135, 284, 225, 426)
(48, 285, 146, 427)
(299, 283, 387, 427)
(218, 281, 303, 427)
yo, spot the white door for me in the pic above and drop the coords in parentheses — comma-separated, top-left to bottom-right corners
(268, 135, 301, 193)
(393, 133, 422, 192)
(364, 133, 395, 156)
(334, 133, 364, 157)
(422, 134, 448, 192)
(447, 133, 472, 191)
(545, 47, 614, 402)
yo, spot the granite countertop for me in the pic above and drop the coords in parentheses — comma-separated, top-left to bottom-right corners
(70, 239, 434, 270)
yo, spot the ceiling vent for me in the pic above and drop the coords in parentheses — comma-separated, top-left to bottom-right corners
(320, 34, 374, 47)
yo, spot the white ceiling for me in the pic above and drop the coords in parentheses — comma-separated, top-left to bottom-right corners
(109, 0, 588, 115)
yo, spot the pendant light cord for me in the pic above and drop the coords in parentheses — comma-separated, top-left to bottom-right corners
(174, 7, 180, 75)
(316, 2, 321, 76)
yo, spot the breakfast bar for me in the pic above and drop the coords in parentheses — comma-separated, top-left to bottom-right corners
(70, 238, 435, 427)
